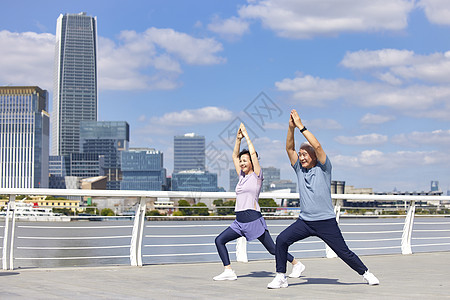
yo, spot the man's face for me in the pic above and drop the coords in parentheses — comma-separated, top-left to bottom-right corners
(299, 149, 315, 169)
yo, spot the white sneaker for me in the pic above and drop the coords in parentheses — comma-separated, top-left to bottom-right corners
(363, 271, 379, 285)
(288, 262, 306, 278)
(267, 273, 288, 289)
(213, 269, 237, 281)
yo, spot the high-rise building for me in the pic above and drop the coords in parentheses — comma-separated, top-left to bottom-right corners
(48, 155, 70, 189)
(174, 133, 205, 172)
(48, 153, 104, 189)
(0, 86, 49, 188)
(229, 169, 239, 192)
(262, 167, 281, 192)
(121, 148, 167, 191)
(172, 170, 218, 192)
(69, 152, 104, 179)
(269, 180, 297, 193)
(431, 181, 440, 192)
(52, 12, 98, 156)
(80, 121, 129, 189)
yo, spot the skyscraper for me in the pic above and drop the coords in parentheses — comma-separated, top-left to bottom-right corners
(121, 148, 167, 191)
(80, 121, 129, 189)
(0, 86, 49, 188)
(52, 12, 98, 156)
(174, 133, 205, 172)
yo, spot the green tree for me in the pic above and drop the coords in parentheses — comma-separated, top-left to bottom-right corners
(52, 208, 73, 216)
(177, 200, 191, 216)
(85, 203, 98, 215)
(192, 202, 209, 216)
(215, 199, 235, 215)
(100, 208, 115, 216)
(213, 199, 224, 206)
(259, 198, 278, 213)
(146, 210, 162, 216)
(172, 211, 184, 216)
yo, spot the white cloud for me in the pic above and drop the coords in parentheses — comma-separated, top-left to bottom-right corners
(335, 134, 388, 146)
(333, 149, 449, 169)
(341, 49, 450, 84)
(0, 30, 54, 90)
(252, 137, 287, 167)
(0, 28, 225, 92)
(207, 16, 250, 40)
(261, 119, 343, 132)
(137, 27, 225, 65)
(150, 106, 233, 126)
(374, 72, 403, 85)
(419, 0, 450, 25)
(360, 113, 396, 125)
(341, 49, 415, 69)
(276, 74, 450, 120)
(392, 129, 450, 147)
(237, 0, 414, 39)
(99, 28, 225, 90)
(134, 107, 233, 138)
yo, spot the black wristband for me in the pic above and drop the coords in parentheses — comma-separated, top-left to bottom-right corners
(300, 126, 307, 133)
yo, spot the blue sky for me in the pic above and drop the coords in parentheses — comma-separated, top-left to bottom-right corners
(1, 0, 450, 193)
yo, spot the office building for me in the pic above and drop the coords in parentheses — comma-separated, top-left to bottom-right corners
(174, 133, 205, 172)
(268, 180, 297, 193)
(80, 121, 129, 189)
(172, 170, 218, 192)
(0, 86, 49, 188)
(431, 181, 440, 192)
(52, 12, 98, 156)
(229, 169, 239, 191)
(69, 152, 104, 178)
(262, 167, 281, 192)
(49, 155, 70, 189)
(121, 148, 166, 191)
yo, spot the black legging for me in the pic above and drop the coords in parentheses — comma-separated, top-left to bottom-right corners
(215, 227, 295, 266)
(275, 218, 368, 274)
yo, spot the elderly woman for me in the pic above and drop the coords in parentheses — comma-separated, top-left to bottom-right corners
(213, 123, 304, 281)
(267, 109, 379, 289)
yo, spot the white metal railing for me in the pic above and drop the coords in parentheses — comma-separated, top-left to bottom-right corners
(1, 188, 450, 269)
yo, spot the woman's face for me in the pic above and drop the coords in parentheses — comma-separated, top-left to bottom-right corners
(299, 149, 316, 169)
(239, 154, 253, 174)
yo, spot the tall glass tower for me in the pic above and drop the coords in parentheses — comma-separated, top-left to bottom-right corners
(0, 86, 49, 188)
(52, 12, 98, 156)
(173, 133, 205, 172)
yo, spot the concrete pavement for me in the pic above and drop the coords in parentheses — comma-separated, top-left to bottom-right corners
(1, 251, 449, 299)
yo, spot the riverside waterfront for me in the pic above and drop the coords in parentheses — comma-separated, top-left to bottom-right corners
(8, 217, 450, 269)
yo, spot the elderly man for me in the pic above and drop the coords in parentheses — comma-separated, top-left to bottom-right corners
(267, 109, 379, 289)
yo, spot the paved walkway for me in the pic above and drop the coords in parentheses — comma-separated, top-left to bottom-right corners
(1, 252, 449, 299)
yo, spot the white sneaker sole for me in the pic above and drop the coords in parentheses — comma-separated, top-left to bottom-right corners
(213, 276, 237, 281)
(267, 283, 288, 289)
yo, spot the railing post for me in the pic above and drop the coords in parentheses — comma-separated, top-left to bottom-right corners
(401, 200, 415, 255)
(236, 236, 248, 262)
(2, 195, 16, 270)
(326, 203, 341, 258)
(130, 197, 146, 266)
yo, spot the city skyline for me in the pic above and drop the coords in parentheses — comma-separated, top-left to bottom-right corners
(1, 1, 450, 192)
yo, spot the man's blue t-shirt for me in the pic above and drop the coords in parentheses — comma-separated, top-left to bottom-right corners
(292, 156, 336, 221)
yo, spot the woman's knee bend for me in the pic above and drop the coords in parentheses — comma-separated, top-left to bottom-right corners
(276, 234, 288, 246)
(215, 235, 224, 246)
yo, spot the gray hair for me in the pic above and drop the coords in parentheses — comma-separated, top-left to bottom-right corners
(300, 142, 316, 159)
